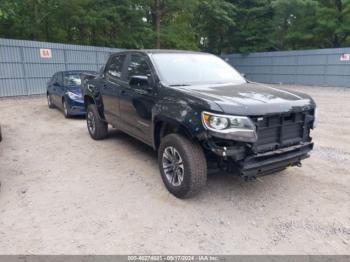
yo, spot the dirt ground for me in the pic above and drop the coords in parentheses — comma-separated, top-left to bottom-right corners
(0, 85, 349, 255)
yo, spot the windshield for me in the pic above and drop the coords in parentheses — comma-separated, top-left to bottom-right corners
(64, 74, 81, 86)
(151, 53, 246, 86)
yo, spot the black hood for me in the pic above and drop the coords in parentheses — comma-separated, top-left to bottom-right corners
(174, 82, 315, 116)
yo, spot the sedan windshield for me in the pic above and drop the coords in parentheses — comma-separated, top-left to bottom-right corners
(151, 53, 246, 86)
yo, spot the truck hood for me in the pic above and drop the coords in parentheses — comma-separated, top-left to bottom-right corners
(175, 82, 315, 115)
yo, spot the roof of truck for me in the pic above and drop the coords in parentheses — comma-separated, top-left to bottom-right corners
(113, 49, 207, 55)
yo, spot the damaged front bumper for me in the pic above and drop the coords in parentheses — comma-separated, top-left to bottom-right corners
(206, 137, 313, 178)
(239, 142, 313, 178)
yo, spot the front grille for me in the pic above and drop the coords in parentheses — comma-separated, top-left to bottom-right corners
(253, 111, 311, 153)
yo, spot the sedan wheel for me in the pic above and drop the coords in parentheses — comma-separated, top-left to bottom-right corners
(47, 94, 54, 109)
(63, 100, 70, 118)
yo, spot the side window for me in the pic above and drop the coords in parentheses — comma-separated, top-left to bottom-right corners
(127, 55, 151, 80)
(57, 72, 63, 86)
(106, 55, 126, 79)
(51, 73, 57, 84)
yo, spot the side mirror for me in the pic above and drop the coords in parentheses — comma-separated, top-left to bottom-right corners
(240, 73, 246, 78)
(129, 75, 150, 89)
(53, 82, 60, 86)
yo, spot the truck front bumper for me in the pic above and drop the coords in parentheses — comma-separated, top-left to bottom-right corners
(239, 142, 313, 178)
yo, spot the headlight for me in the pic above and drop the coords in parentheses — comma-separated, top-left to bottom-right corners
(202, 111, 257, 142)
(209, 115, 229, 130)
(67, 91, 82, 100)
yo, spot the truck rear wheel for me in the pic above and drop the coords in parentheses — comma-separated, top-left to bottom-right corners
(86, 104, 108, 140)
(158, 133, 207, 198)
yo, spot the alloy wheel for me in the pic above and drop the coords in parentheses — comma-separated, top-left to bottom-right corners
(87, 111, 96, 134)
(162, 146, 185, 187)
(47, 94, 52, 106)
(63, 101, 68, 116)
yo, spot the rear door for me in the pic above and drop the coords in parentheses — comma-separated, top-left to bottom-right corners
(119, 53, 157, 144)
(100, 54, 127, 125)
(57, 72, 66, 103)
(52, 72, 64, 106)
(47, 73, 57, 100)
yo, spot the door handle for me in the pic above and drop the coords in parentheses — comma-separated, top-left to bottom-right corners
(120, 90, 127, 95)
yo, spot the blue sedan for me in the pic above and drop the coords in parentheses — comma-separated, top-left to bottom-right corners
(46, 70, 96, 118)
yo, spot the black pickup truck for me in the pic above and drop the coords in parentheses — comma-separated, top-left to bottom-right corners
(82, 50, 317, 198)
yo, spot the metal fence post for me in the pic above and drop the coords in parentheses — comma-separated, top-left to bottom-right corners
(63, 49, 68, 71)
(19, 46, 29, 95)
(95, 49, 98, 71)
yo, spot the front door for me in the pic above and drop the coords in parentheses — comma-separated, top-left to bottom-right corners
(119, 53, 157, 144)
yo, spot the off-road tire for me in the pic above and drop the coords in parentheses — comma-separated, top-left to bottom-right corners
(86, 104, 108, 140)
(158, 133, 207, 198)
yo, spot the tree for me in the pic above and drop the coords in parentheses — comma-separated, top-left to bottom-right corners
(194, 0, 236, 54)
(148, 0, 197, 49)
(0, 0, 349, 53)
(271, 0, 317, 50)
(314, 0, 350, 48)
(227, 0, 274, 53)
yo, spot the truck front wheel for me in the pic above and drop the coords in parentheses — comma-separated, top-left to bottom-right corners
(158, 134, 207, 198)
(86, 104, 108, 140)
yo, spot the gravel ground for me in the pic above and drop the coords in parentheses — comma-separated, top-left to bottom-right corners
(0, 85, 349, 255)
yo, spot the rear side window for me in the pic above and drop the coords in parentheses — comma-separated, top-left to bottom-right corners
(127, 55, 151, 80)
(107, 55, 126, 79)
(51, 73, 57, 83)
(57, 72, 63, 85)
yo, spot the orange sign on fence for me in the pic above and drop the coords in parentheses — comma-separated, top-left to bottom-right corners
(40, 48, 52, 58)
(340, 53, 350, 61)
